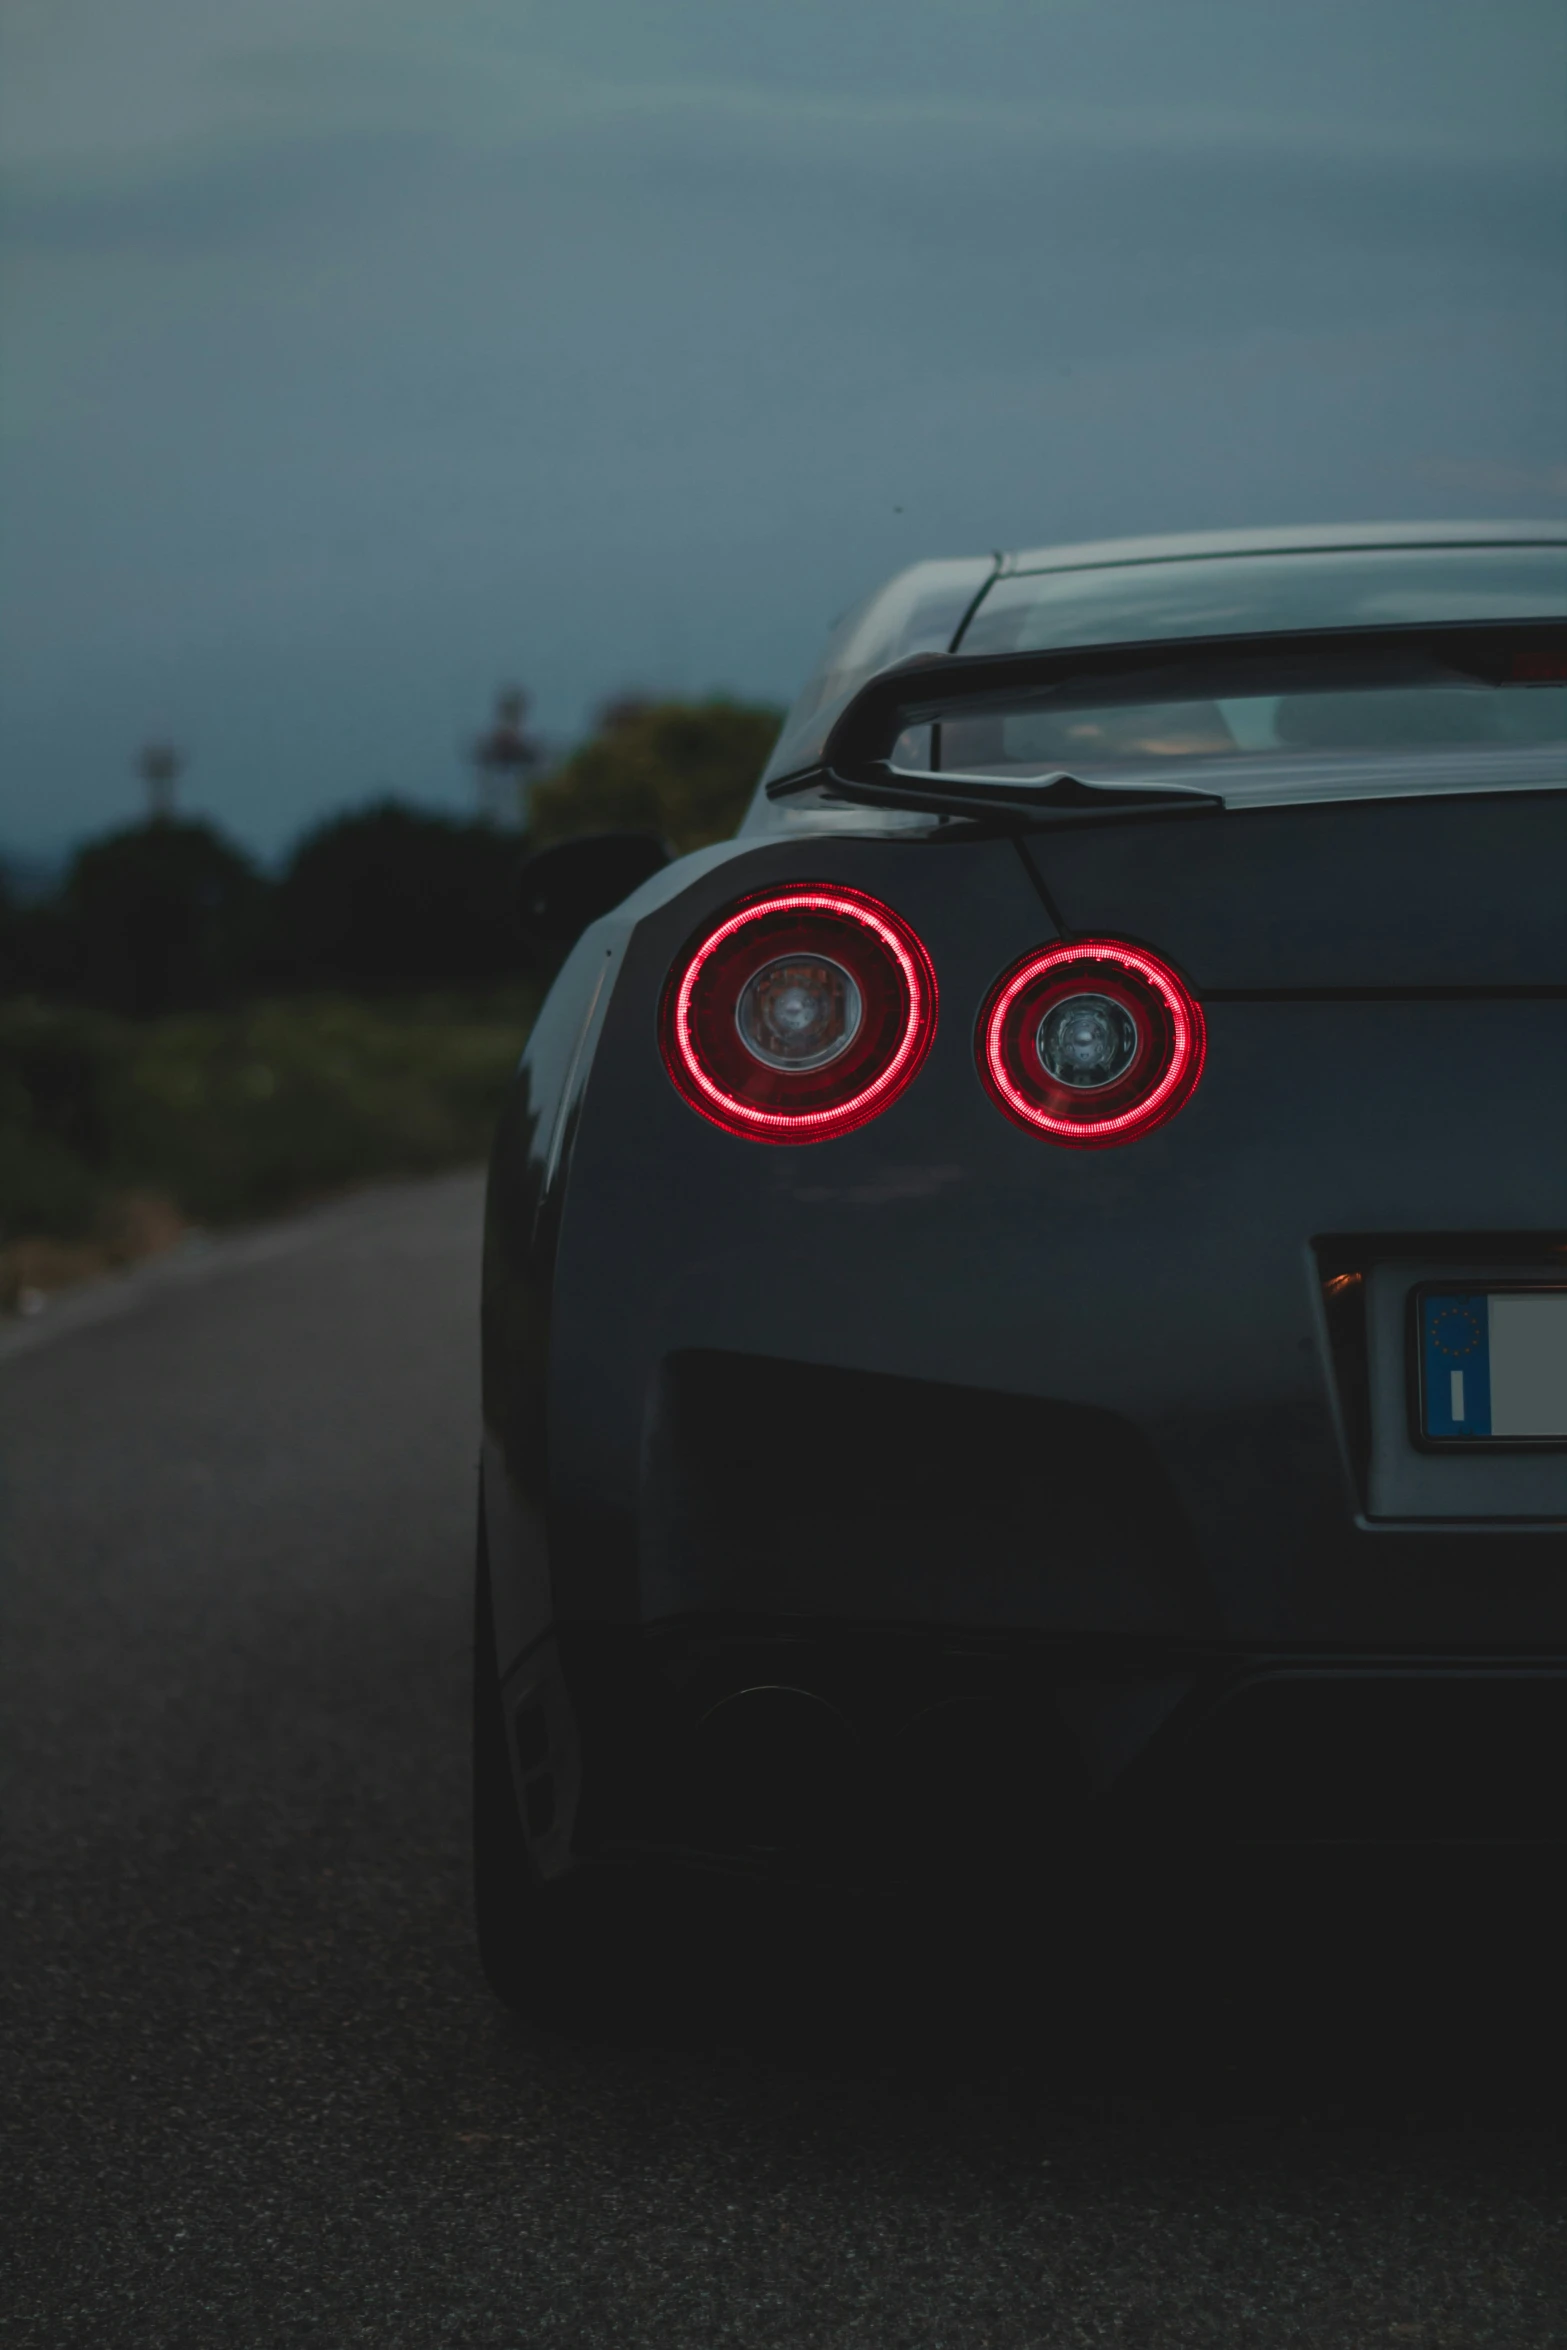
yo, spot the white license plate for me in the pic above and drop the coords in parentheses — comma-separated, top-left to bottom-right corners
(1418, 1286, 1567, 1442)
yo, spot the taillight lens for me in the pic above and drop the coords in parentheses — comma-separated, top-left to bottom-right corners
(661, 885, 937, 1142)
(979, 938, 1205, 1147)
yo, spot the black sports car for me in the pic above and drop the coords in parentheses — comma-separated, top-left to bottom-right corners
(475, 522, 1567, 2014)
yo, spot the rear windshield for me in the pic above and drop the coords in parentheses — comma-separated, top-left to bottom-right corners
(911, 678, 1567, 796)
(900, 545, 1567, 799)
(752, 541, 1567, 825)
(958, 545, 1567, 654)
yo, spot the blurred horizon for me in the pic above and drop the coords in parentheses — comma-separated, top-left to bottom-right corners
(3, 0, 1564, 861)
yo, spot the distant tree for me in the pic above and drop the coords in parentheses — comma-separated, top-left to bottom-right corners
(527, 697, 783, 856)
(276, 800, 525, 990)
(62, 818, 268, 1017)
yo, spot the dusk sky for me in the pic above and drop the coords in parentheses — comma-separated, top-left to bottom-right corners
(2, 0, 1563, 861)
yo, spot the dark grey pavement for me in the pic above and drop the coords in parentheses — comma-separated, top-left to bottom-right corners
(2, 1170, 1563, 2347)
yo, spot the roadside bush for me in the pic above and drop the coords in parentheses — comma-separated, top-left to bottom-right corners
(0, 1003, 124, 1236)
(115, 993, 533, 1223)
(0, 991, 535, 1293)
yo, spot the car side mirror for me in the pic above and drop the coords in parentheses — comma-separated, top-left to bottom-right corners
(517, 832, 670, 951)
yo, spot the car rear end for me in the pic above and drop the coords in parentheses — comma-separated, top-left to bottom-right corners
(481, 528, 1567, 1892)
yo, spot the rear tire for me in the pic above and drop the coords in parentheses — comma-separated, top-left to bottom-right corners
(472, 1495, 650, 2030)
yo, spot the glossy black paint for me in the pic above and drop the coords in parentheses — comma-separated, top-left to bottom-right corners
(481, 790, 1567, 1873)
(1025, 790, 1567, 990)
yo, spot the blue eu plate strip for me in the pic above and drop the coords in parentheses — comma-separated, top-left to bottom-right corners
(1421, 1293, 1492, 1437)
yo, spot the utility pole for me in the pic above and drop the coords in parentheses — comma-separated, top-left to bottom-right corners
(471, 689, 541, 828)
(136, 742, 185, 822)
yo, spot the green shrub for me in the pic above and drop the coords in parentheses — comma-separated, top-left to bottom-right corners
(528, 697, 782, 854)
(0, 1003, 124, 1237)
(0, 989, 536, 1247)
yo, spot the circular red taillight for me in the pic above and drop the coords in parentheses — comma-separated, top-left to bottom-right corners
(979, 939, 1205, 1147)
(661, 886, 937, 1143)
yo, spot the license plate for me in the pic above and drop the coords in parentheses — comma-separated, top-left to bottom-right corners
(1418, 1286, 1567, 1443)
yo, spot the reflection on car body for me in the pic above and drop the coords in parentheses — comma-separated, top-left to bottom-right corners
(474, 522, 1567, 2017)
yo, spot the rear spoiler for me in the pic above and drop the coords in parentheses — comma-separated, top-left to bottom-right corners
(764, 619, 1567, 826)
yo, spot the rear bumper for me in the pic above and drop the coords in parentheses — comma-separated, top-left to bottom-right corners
(502, 1622, 1567, 1883)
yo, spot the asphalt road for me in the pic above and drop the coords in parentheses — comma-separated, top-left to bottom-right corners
(2, 1170, 1564, 2348)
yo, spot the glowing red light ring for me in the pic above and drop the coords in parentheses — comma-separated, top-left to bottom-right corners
(663, 885, 937, 1143)
(980, 938, 1205, 1147)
